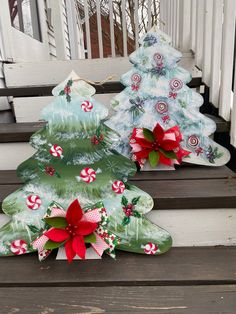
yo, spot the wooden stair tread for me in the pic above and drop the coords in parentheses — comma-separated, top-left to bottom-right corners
(0, 167, 235, 210)
(0, 77, 201, 98)
(1, 166, 234, 184)
(0, 247, 236, 287)
(1, 285, 236, 313)
(0, 117, 229, 142)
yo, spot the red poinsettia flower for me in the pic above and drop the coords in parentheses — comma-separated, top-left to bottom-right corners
(130, 123, 190, 167)
(44, 199, 98, 262)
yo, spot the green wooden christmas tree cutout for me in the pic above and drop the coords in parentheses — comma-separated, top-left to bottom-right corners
(0, 71, 172, 258)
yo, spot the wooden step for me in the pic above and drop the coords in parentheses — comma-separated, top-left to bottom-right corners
(0, 115, 228, 143)
(0, 167, 235, 211)
(0, 247, 235, 286)
(0, 248, 235, 313)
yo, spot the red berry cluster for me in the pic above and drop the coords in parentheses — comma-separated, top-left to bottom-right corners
(123, 204, 135, 217)
(45, 166, 55, 176)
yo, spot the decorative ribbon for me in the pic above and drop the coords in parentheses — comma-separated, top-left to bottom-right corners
(169, 91, 177, 99)
(32, 200, 118, 262)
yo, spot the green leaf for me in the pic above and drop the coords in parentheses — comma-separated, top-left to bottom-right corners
(121, 196, 128, 207)
(59, 90, 65, 96)
(55, 172, 61, 178)
(44, 217, 67, 228)
(160, 149, 177, 160)
(149, 151, 159, 167)
(38, 164, 45, 172)
(67, 79, 73, 86)
(132, 210, 141, 218)
(66, 94, 71, 102)
(28, 224, 41, 234)
(122, 216, 130, 226)
(44, 240, 65, 250)
(84, 233, 96, 243)
(132, 196, 141, 205)
(143, 128, 155, 142)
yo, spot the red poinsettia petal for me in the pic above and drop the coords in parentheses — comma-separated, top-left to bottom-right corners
(135, 149, 152, 160)
(44, 228, 69, 242)
(66, 199, 83, 225)
(76, 221, 98, 236)
(159, 152, 174, 166)
(65, 239, 76, 263)
(161, 140, 179, 151)
(153, 123, 164, 143)
(72, 235, 86, 259)
(135, 137, 153, 148)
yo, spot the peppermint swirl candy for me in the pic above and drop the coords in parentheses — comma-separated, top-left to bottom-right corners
(131, 73, 142, 84)
(144, 242, 158, 255)
(26, 194, 42, 210)
(153, 53, 163, 64)
(170, 78, 183, 91)
(188, 135, 200, 147)
(155, 101, 168, 114)
(10, 240, 28, 255)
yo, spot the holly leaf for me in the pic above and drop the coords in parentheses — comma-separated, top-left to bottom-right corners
(132, 210, 141, 218)
(67, 79, 73, 86)
(149, 151, 159, 167)
(38, 164, 45, 172)
(55, 172, 61, 178)
(44, 240, 65, 250)
(132, 196, 140, 205)
(143, 128, 155, 142)
(59, 90, 65, 96)
(121, 196, 128, 207)
(84, 233, 96, 243)
(66, 94, 71, 102)
(44, 217, 67, 228)
(129, 99, 136, 105)
(28, 224, 41, 234)
(160, 149, 177, 160)
(122, 216, 130, 226)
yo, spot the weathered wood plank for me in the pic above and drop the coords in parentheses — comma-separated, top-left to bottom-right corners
(0, 77, 201, 98)
(0, 248, 236, 286)
(0, 122, 46, 142)
(0, 166, 234, 185)
(4, 56, 201, 87)
(0, 115, 228, 142)
(136, 178, 236, 209)
(0, 285, 236, 314)
(1, 177, 236, 210)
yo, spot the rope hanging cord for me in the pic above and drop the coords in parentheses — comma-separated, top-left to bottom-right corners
(73, 75, 117, 86)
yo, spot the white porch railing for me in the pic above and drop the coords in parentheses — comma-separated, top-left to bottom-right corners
(160, 0, 236, 148)
(79, 0, 160, 58)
